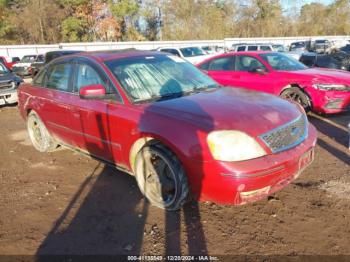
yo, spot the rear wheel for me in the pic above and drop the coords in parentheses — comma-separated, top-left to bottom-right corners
(280, 87, 311, 112)
(27, 111, 58, 152)
(135, 143, 189, 211)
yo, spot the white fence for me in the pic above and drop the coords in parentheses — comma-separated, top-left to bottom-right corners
(1, 36, 350, 59)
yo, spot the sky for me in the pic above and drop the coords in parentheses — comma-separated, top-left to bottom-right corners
(280, 0, 335, 15)
(281, 0, 335, 11)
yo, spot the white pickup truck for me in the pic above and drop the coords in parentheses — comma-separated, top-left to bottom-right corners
(157, 46, 215, 64)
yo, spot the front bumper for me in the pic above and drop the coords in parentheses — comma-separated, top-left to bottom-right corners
(12, 67, 31, 76)
(186, 123, 317, 205)
(0, 88, 18, 105)
(307, 88, 350, 114)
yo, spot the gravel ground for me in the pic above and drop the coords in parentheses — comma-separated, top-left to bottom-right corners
(0, 105, 349, 258)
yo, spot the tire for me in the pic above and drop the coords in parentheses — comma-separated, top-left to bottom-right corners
(135, 143, 189, 211)
(27, 111, 58, 152)
(280, 87, 311, 113)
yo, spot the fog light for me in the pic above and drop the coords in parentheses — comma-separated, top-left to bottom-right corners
(324, 99, 343, 109)
(240, 186, 271, 202)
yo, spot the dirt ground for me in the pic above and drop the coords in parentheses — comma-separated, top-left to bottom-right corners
(0, 105, 349, 258)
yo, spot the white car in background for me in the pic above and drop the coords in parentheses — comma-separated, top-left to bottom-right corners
(157, 46, 215, 64)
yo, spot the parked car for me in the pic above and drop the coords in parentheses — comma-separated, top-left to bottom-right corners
(340, 44, 350, 54)
(231, 43, 275, 52)
(0, 62, 23, 106)
(289, 41, 308, 51)
(157, 46, 213, 64)
(299, 52, 350, 71)
(310, 39, 332, 53)
(0, 56, 20, 70)
(31, 50, 82, 77)
(200, 45, 224, 54)
(18, 50, 317, 210)
(197, 51, 350, 114)
(12, 54, 44, 77)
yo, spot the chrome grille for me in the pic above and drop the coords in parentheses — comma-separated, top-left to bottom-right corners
(0, 81, 14, 91)
(260, 114, 308, 153)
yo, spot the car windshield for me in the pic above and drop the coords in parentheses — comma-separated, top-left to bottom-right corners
(180, 47, 206, 57)
(0, 63, 9, 74)
(20, 55, 36, 63)
(260, 53, 307, 71)
(105, 55, 218, 103)
(273, 45, 286, 52)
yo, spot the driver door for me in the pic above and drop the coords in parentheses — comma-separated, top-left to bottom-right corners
(68, 59, 125, 165)
(231, 55, 276, 94)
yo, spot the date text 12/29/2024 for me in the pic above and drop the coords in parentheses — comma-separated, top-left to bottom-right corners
(127, 256, 220, 261)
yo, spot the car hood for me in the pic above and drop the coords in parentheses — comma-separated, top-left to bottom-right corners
(284, 68, 350, 84)
(13, 62, 32, 67)
(0, 72, 20, 82)
(140, 87, 302, 137)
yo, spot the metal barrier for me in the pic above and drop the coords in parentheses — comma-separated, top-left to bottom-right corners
(1, 36, 350, 58)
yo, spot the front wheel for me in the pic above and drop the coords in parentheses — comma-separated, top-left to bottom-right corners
(280, 87, 312, 113)
(27, 111, 58, 152)
(134, 143, 189, 211)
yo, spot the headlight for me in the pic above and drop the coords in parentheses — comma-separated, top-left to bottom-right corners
(11, 81, 16, 88)
(313, 84, 350, 91)
(207, 130, 266, 162)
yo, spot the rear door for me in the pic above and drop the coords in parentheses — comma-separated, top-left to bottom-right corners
(204, 56, 236, 86)
(34, 60, 77, 145)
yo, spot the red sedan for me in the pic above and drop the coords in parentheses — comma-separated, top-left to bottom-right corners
(197, 51, 350, 114)
(18, 50, 317, 210)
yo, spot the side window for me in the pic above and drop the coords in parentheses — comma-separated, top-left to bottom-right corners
(247, 46, 258, 51)
(46, 63, 73, 92)
(235, 56, 266, 72)
(199, 61, 210, 70)
(237, 46, 246, 52)
(300, 56, 315, 67)
(33, 69, 47, 86)
(260, 46, 272, 51)
(161, 49, 181, 57)
(209, 57, 234, 71)
(37, 55, 45, 62)
(75, 62, 123, 102)
(75, 63, 106, 92)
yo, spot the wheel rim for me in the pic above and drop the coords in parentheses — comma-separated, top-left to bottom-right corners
(282, 92, 309, 110)
(28, 116, 44, 148)
(142, 150, 177, 207)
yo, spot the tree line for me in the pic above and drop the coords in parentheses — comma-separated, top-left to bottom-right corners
(0, 0, 349, 45)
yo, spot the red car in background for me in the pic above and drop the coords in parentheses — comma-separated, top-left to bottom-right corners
(0, 56, 20, 70)
(18, 50, 317, 210)
(197, 51, 350, 114)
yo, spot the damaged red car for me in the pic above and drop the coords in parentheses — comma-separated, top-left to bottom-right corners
(18, 50, 317, 210)
(198, 51, 350, 114)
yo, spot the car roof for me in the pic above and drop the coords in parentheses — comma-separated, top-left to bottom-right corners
(60, 49, 166, 62)
(230, 51, 276, 55)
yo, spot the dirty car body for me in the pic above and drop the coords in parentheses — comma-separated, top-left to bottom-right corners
(18, 50, 317, 208)
(198, 51, 350, 114)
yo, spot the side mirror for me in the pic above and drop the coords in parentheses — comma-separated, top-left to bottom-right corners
(79, 84, 106, 99)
